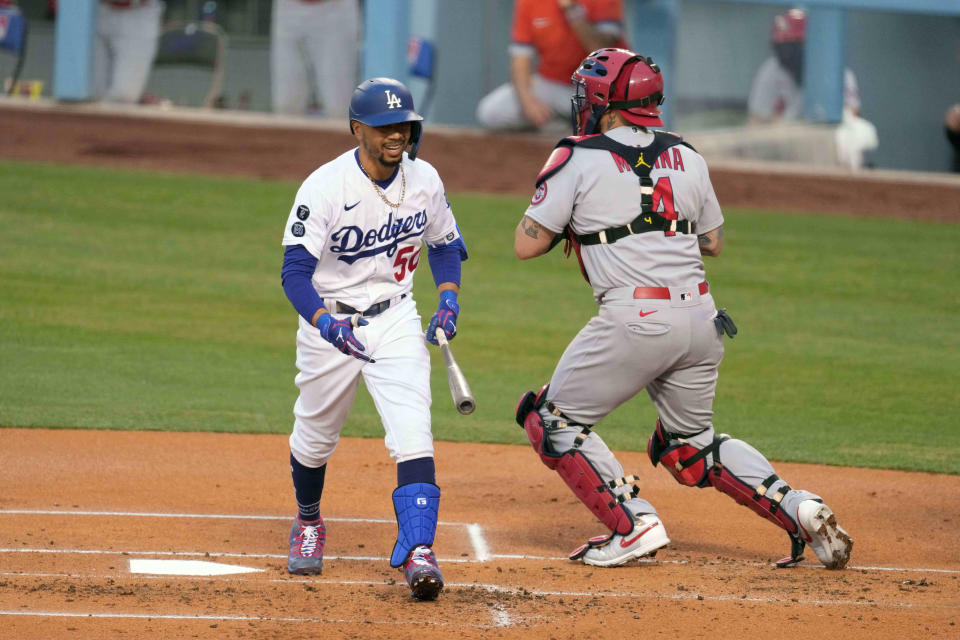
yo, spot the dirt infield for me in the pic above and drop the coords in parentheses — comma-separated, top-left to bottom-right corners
(1, 103, 959, 638)
(1, 429, 958, 639)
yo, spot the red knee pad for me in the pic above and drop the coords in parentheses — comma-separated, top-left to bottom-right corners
(648, 419, 711, 487)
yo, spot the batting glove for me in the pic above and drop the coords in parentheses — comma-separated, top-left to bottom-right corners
(426, 290, 459, 345)
(317, 313, 375, 363)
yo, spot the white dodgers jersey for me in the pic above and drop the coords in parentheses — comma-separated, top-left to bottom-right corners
(281, 149, 460, 311)
(524, 126, 724, 298)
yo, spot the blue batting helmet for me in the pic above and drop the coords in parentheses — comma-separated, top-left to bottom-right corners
(349, 77, 424, 160)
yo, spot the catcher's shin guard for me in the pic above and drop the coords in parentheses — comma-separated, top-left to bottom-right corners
(516, 388, 635, 536)
(389, 482, 440, 568)
(648, 419, 805, 566)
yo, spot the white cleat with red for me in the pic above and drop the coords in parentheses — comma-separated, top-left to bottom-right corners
(797, 500, 853, 569)
(581, 514, 670, 567)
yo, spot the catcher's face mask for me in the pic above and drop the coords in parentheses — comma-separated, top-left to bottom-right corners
(570, 48, 665, 135)
(570, 49, 624, 136)
(570, 78, 594, 136)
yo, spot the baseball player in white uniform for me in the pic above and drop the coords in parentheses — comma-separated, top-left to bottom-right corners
(280, 78, 467, 601)
(514, 48, 853, 569)
(271, 0, 361, 116)
(94, 0, 164, 103)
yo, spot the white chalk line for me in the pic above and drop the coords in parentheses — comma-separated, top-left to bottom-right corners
(3, 508, 957, 574)
(466, 523, 491, 562)
(2, 546, 955, 575)
(1, 573, 955, 612)
(0, 609, 515, 628)
(0, 548, 474, 563)
(1, 507, 494, 565)
(0, 509, 472, 527)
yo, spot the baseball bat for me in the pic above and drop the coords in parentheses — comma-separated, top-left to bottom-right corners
(434, 328, 476, 415)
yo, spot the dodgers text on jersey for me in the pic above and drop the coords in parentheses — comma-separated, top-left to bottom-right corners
(329, 210, 427, 264)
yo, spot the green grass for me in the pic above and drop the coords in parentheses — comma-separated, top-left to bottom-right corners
(1, 159, 958, 473)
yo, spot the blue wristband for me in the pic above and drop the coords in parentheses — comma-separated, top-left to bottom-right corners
(315, 312, 332, 337)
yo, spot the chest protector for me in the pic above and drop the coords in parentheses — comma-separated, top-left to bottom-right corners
(535, 131, 696, 283)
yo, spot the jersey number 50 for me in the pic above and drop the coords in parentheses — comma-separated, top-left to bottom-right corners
(393, 246, 421, 282)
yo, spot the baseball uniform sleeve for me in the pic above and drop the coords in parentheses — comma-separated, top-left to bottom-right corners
(421, 169, 460, 245)
(281, 180, 333, 258)
(691, 154, 724, 234)
(588, 0, 625, 36)
(522, 163, 579, 235)
(511, 0, 533, 46)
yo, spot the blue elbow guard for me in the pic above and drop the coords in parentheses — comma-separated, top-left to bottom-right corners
(389, 482, 441, 567)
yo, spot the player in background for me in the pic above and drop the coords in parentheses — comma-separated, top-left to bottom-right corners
(279, 77, 467, 601)
(747, 8, 877, 169)
(271, 0, 361, 116)
(93, 0, 164, 103)
(513, 48, 853, 570)
(747, 8, 860, 124)
(476, 0, 626, 132)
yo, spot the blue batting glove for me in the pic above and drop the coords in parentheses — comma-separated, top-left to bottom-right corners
(426, 290, 459, 345)
(317, 313, 375, 363)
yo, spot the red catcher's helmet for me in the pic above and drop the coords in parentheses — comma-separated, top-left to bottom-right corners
(570, 48, 664, 136)
(771, 9, 807, 44)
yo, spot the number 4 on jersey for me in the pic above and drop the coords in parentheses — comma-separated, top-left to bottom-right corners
(651, 177, 679, 236)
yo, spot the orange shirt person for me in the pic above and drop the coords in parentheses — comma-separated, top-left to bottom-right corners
(476, 0, 626, 132)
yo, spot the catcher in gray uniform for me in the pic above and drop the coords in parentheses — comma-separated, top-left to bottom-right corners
(514, 48, 853, 569)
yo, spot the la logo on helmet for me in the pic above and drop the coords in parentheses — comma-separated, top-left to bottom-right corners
(385, 90, 402, 109)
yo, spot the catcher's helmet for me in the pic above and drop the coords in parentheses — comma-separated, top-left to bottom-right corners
(570, 48, 664, 136)
(771, 8, 807, 44)
(348, 77, 424, 160)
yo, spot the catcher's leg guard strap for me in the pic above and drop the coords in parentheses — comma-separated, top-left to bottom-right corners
(389, 482, 440, 568)
(709, 470, 799, 534)
(516, 389, 636, 536)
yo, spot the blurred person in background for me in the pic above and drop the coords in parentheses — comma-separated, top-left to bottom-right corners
(94, 0, 164, 103)
(476, 0, 627, 133)
(747, 8, 860, 124)
(271, 0, 361, 116)
(945, 104, 960, 173)
(748, 8, 877, 169)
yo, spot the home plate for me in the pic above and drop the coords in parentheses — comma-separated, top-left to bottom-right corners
(129, 559, 263, 576)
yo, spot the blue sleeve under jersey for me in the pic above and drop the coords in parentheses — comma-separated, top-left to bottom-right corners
(427, 235, 468, 287)
(281, 245, 324, 324)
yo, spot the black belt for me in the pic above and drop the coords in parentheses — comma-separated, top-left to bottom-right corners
(336, 293, 406, 318)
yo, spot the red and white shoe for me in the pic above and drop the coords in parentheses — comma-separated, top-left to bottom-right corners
(287, 515, 325, 575)
(402, 545, 444, 600)
(579, 514, 670, 567)
(797, 500, 853, 569)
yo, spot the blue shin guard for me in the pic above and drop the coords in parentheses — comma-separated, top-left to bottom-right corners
(389, 482, 441, 568)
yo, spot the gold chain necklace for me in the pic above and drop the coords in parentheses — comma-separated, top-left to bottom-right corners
(362, 163, 405, 209)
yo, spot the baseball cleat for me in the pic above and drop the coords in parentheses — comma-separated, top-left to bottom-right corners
(797, 500, 853, 569)
(287, 515, 326, 575)
(580, 514, 670, 567)
(402, 545, 444, 600)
